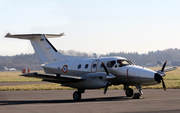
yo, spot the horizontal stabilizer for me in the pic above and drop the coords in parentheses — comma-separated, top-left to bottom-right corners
(5, 33, 64, 39)
(20, 72, 83, 83)
(5, 32, 67, 64)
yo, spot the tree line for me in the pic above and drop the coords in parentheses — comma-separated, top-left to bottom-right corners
(1, 48, 180, 71)
(100, 48, 180, 66)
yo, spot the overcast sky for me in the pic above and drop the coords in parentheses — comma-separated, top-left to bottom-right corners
(1, 0, 180, 56)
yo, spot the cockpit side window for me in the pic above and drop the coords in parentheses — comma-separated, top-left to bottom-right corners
(107, 60, 116, 68)
(127, 60, 134, 65)
(117, 60, 132, 67)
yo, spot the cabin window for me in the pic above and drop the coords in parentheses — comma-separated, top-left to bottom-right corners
(107, 60, 116, 68)
(92, 64, 96, 68)
(78, 64, 81, 69)
(85, 64, 89, 69)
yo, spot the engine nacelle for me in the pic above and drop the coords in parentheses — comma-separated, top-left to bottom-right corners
(64, 73, 110, 89)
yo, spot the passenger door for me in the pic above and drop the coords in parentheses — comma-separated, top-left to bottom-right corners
(91, 59, 100, 73)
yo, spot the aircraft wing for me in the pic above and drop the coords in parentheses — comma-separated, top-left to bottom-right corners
(20, 72, 84, 83)
(157, 67, 177, 73)
(163, 67, 177, 72)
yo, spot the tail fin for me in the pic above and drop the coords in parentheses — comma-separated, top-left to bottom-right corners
(5, 33, 67, 64)
(4, 67, 8, 70)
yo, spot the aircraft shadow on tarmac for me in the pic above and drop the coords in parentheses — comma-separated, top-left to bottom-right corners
(0, 96, 132, 106)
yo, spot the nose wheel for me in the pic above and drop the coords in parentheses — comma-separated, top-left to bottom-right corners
(133, 93, 141, 99)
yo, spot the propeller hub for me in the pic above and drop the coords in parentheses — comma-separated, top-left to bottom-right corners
(154, 73, 163, 83)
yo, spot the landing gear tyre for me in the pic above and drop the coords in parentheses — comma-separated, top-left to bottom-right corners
(126, 88, 133, 97)
(73, 91, 81, 101)
(133, 93, 141, 99)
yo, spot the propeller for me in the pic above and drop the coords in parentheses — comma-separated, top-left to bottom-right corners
(161, 61, 167, 72)
(162, 79, 166, 91)
(104, 82, 111, 94)
(161, 61, 167, 91)
(155, 61, 167, 91)
(102, 62, 111, 94)
(102, 62, 109, 75)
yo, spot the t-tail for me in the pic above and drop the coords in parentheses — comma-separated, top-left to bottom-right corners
(5, 33, 67, 64)
(4, 67, 8, 71)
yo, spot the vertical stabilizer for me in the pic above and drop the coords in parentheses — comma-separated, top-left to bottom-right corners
(4, 67, 8, 71)
(5, 33, 66, 64)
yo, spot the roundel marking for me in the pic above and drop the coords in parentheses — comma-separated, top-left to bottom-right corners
(62, 65, 68, 73)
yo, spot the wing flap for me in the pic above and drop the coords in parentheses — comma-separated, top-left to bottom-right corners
(20, 72, 83, 83)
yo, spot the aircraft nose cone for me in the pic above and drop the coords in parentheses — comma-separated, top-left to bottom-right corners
(154, 73, 163, 83)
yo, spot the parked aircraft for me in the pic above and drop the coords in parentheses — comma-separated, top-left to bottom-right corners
(5, 33, 177, 100)
(4, 67, 17, 71)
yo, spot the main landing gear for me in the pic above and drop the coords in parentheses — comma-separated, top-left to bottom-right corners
(73, 89, 85, 101)
(73, 91, 82, 101)
(124, 85, 143, 99)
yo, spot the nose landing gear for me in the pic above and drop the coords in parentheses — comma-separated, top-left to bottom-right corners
(133, 84, 143, 99)
(124, 84, 143, 99)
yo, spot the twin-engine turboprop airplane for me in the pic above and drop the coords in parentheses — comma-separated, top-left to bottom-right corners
(5, 33, 177, 101)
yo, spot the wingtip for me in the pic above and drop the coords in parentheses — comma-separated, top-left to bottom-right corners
(5, 32, 11, 37)
(60, 33, 65, 36)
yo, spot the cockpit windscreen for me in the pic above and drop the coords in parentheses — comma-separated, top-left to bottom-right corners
(106, 59, 134, 68)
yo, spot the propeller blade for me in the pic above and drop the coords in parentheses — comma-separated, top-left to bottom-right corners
(102, 62, 109, 75)
(154, 73, 166, 91)
(162, 79, 166, 91)
(160, 61, 167, 91)
(101, 62, 112, 94)
(161, 61, 167, 72)
(104, 82, 111, 94)
(104, 86, 108, 94)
